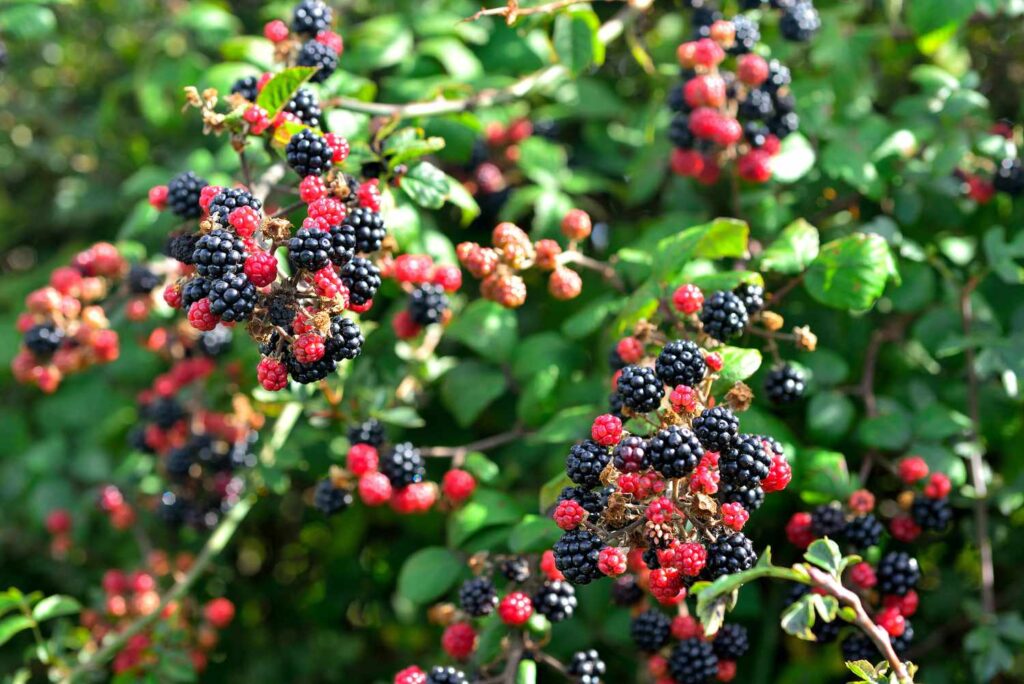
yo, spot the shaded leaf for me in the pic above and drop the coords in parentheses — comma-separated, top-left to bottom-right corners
(397, 547, 462, 604)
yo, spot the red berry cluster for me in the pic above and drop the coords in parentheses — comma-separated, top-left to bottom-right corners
(451, 116, 536, 224)
(378, 253, 461, 340)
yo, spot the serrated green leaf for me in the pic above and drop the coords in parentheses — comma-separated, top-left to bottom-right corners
(553, 8, 603, 75)
(446, 299, 518, 363)
(448, 489, 521, 547)
(714, 347, 762, 387)
(401, 161, 449, 209)
(803, 538, 844, 576)
(255, 66, 317, 118)
(770, 133, 816, 183)
(804, 233, 895, 311)
(780, 594, 815, 640)
(760, 219, 820, 274)
(464, 452, 500, 484)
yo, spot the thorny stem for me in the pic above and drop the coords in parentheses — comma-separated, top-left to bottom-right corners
(464, 0, 625, 25)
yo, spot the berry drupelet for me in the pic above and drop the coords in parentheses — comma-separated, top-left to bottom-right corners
(700, 290, 749, 341)
(616, 365, 665, 413)
(167, 171, 208, 219)
(764, 364, 806, 404)
(655, 339, 707, 388)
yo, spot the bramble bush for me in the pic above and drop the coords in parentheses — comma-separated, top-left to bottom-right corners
(1, 0, 1023, 682)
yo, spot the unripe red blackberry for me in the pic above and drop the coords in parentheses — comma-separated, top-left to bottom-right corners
(498, 591, 533, 626)
(257, 357, 288, 391)
(549, 267, 583, 300)
(441, 469, 476, 503)
(672, 283, 704, 315)
(561, 208, 592, 241)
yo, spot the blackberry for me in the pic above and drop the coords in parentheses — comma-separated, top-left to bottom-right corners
(706, 533, 757, 578)
(208, 275, 257, 322)
(842, 514, 883, 549)
(408, 284, 449, 326)
(612, 435, 649, 473)
(812, 618, 841, 644)
(266, 296, 295, 328)
(892, 620, 914, 656)
(459, 577, 499, 617)
(773, 91, 797, 115)
(642, 547, 661, 569)
(567, 650, 605, 684)
(286, 129, 334, 178)
(380, 442, 425, 487)
(608, 345, 626, 371)
(426, 667, 466, 684)
(699, 290, 749, 341)
(24, 324, 64, 356)
(167, 171, 208, 219)
(691, 7, 723, 36)
(144, 397, 185, 428)
(994, 158, 1024, 196)
(328, 223, 357, 266)
(553, 529, 604, 585)
(192, 230, 247, 279)
(764, 364, 806, 404)
(128, 265, 160, 294)
(810, 503, 846, 538)
(608, 391, 625, 419)
(230, 75, 259, 102)
(325, 315, 363, 361)
(669, 638, 718, 684)
(647, 426, 703, 478)
(729, 15, 761, 54)
(764, 60, 792, 92)
(738, 88, 776, 122)
(911, 495, 952, 532)
(616, 365, 665, 413)
(841, 633, 876, 662)
(348, 419, 385, 448)
(768, 112, 800, 139)
(630, 609, 671, 652)
(165, 445, 194, 480)
(558, 486, 607, 517)
(655, 339, 707, 388)
(667, 84, 688, 114)
(340, 257, 381, 305)
(780, 1, 820, 41)
(286, 353, 337, 384)
(314, 479, 352, 515)
(501, 557, 531, 583)
(288, 227, 333, 272)
(297, 40, 338, 83)
(291, 0, 333, 35)
(196, 327, 233, 357)
(611, 575, 644, 606)
(719, 434, 771, 486)
(283, 87, 323, 128)
(165, 233, 198, 265)
(744, 122, 771, 148)
(733, 283, 764, 315)
(669, 113, 695, 148)
(181, 277, 211, 309)
(712, 624, 749, 660)
(692, 406, 740, 452)
(157, 494, 187, 526)
(533, 580, 577, 622)
(208, 188, 262, 226)
(877, 552, 920, 596)
(566, 440, 612, 489)
(718, 481, 765, 511)
(343, 207, 387, 254)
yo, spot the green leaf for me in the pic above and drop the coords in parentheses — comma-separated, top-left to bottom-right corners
(553, 7, 604, 75)
(780, 594, 815, 640)
(714, 347, 762, 387)
(807, 392, 856, 443)
(804, 233, 895, 311)
(0, 615, 34, 647)
(798, 450, 853, 504)
(509, 516, 562, 553)
(0, 6, 56, 40)
(464, 452, 500, 484)
(518, 138, 568, 189)
(531, 406, 601, 445)
(845, 660, 879, 681)
(397, 547, 462, 604)
(31, 595, 80, 622)
(448, 489, 521, 547)
(383, 129, 447, 168)
(255, 67, 317, 118)
(857, 412, 912, 450)
(562, 293, 623, 339)
(769, 133, 816, 183)
(441, 363, 508, 428)
(374, 406, 425, 429)
(760, 219, 820, 274)
(653, 218, 749, 281)
(803, 538, 843, 576)
(539, 472, 573, 511)
(401, 162, 449, 209)
(983, 226, 1024, 284)
(446, 299, 518, 363)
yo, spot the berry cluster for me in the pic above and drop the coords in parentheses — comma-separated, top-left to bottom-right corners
(12, 243, 132, 392)
(956, 120, 1022, 202)
(456, 213, 596, 308)
(454, 116, 538, 225)
(666, 2, 817, 184)
(378, 253, 462, 339)
(312, 419, 478, 517)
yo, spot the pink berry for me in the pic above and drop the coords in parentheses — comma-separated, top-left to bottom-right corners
(591, 413, 623, 446)
(256, 357, 288, 391)
(299, 176, 328, 203)
(497, 592, 533, 626)
(244, 252, 278, 287)
(597, 546, 627, 576)
(441, 622, 476, 661)
(898, 456, 929, 484)
(263, 20, 289, 42)
(203, 598, 235, 629)
(359, 472, 393, 506)
(347, 444, 379, 476)
(441, 469, 476, 503)
(148, 185, 168, 210)
(720, 502, 749, 531)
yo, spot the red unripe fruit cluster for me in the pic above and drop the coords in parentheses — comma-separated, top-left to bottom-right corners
(498, 592, 534, 626)
(591, 413, 623, 446)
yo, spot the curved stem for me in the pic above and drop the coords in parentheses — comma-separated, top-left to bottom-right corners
(421, 427, 528, 467)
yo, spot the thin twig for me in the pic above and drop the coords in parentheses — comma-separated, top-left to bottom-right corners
(271, 200, 305, 219)
(560, 251, 625, 292)
(420, 427, 528, 466)
(464, 0, 621, 25)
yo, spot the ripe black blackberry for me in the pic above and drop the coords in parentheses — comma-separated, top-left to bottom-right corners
(611, 575, 644, 606)
(616, 365, 665, 413)
(911, 496, 952, 532)
(208, 188, 262, 225)
(667, 87, 688, 114)
(288, 227, 333, 272)
(340, 257, 381, 305)
(328, 223, 356, 266)
(408, 284, 449, 326)
(692, 406, 740, 452)
(128, 264, 160, 294)
(157, 494, 187, 526)
(343, 207, 387, 254)
(994, 158, 1024, 195)
(24, 324, 64, 356)
(630, 610, 671, 652)
(764, 60, 792, 92)
(734, 283, 764, 315)
(744, 122, 771, 148)
(842, 514, 883, 549)
(166, 233, 198, 264)
(706, 533, 757, 578)
(738, 88, 776, 122)
(718, 481, 765, 511)
(553, 529, 604, 585)
(501, 557, 531, 583)
(712, 624, 750, 660)
(613, 435, 649, 473)
(642, 547, 661, 569)
(181, 278, 211, 309)
(669, 638, 718, 684)
(780, 1, 820, 41)
(207, 275, 257, 322)
(655, 339, 707, 388)
(647, 426, 703, 478)
(286, 129, 334, 178)
(892, 620, 914, 656)
(425, 667, 466, 684)
(380, 442, 425, 487)
(841, 633, 876, 662)
(691, 7, 723, 36)
(192, 230, 247, 279)
(810, 503, 846, 538)
(699, 290, 749, 341)
(607, 391, 625, 419)
(167, 171, 208, 219)
(607, 344, 626, 371)
(459, 577, 498, 617)
(325, 315, 364, 361)
(348, 418, 385, 448)
(557, 486, 608, 516)
(719, 433, 771, 486)
(769, 112, 800, 139)
(729, 15, 761, 54)
(314, 478, 352, 515)
(567, 650, 605, 684)
(266, 296, 295, 328)
(144, 397, 185, 428)
(533, 580, 577, 622)
(165, 445, 194, 481)
(291, 0, 333, 35)
(669, 113, 695, 147)
(764, 364, 806, 404)
(283, 87, 323, 128)
(297, 40, 338, 83)
(566, 440, 611, 489)
(230, 76, 259, 102)
(877, 551, 920, 596)
(286, 353, 337, 384)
